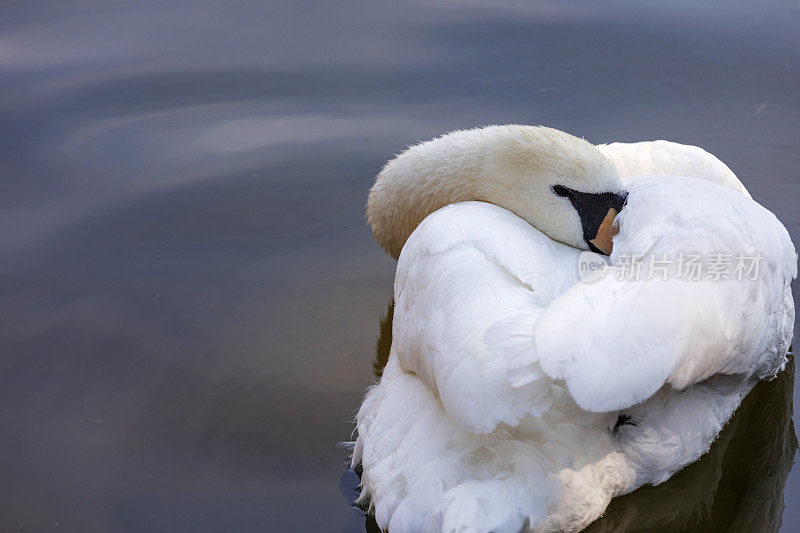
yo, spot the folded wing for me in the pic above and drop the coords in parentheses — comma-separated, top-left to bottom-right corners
(393, 201, 579, 433)
(534, 176, 796, 412)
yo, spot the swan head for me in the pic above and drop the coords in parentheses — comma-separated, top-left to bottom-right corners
(367, 125, 628, 258)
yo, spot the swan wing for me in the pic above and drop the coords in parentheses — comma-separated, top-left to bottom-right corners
(598, 140, 751, 197)
(393, 201, 579, 434)
(533, 176, 795, 412)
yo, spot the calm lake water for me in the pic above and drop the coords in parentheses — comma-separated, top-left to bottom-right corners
(1, 1, 799, 531)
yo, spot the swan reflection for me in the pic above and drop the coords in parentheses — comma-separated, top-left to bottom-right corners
(347, 302, 797, 532)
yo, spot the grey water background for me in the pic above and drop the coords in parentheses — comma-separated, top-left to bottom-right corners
(1, 0, 800, 531)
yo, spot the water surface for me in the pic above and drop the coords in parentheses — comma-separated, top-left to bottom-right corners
(1, 1, 799, 531)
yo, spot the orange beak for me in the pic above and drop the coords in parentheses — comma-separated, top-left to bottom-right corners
(589, 207, 620, 255)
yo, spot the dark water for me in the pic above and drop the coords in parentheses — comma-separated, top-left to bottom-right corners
(1, 1, 799, 531)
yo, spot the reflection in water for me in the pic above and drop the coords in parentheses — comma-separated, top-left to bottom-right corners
(348, 303, 798, 532)
(373, 303, 394, 379)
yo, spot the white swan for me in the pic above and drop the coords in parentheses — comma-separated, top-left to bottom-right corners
(352, 125, 796, 533)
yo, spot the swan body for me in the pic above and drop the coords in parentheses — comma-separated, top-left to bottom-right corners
(353, 126, 796, 532)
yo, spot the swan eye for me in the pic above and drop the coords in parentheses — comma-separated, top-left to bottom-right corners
(553, 185, 572, 197)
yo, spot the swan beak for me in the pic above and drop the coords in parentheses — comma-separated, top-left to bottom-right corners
(589, 208, 620, 255)
(552, 185, 627, 255)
